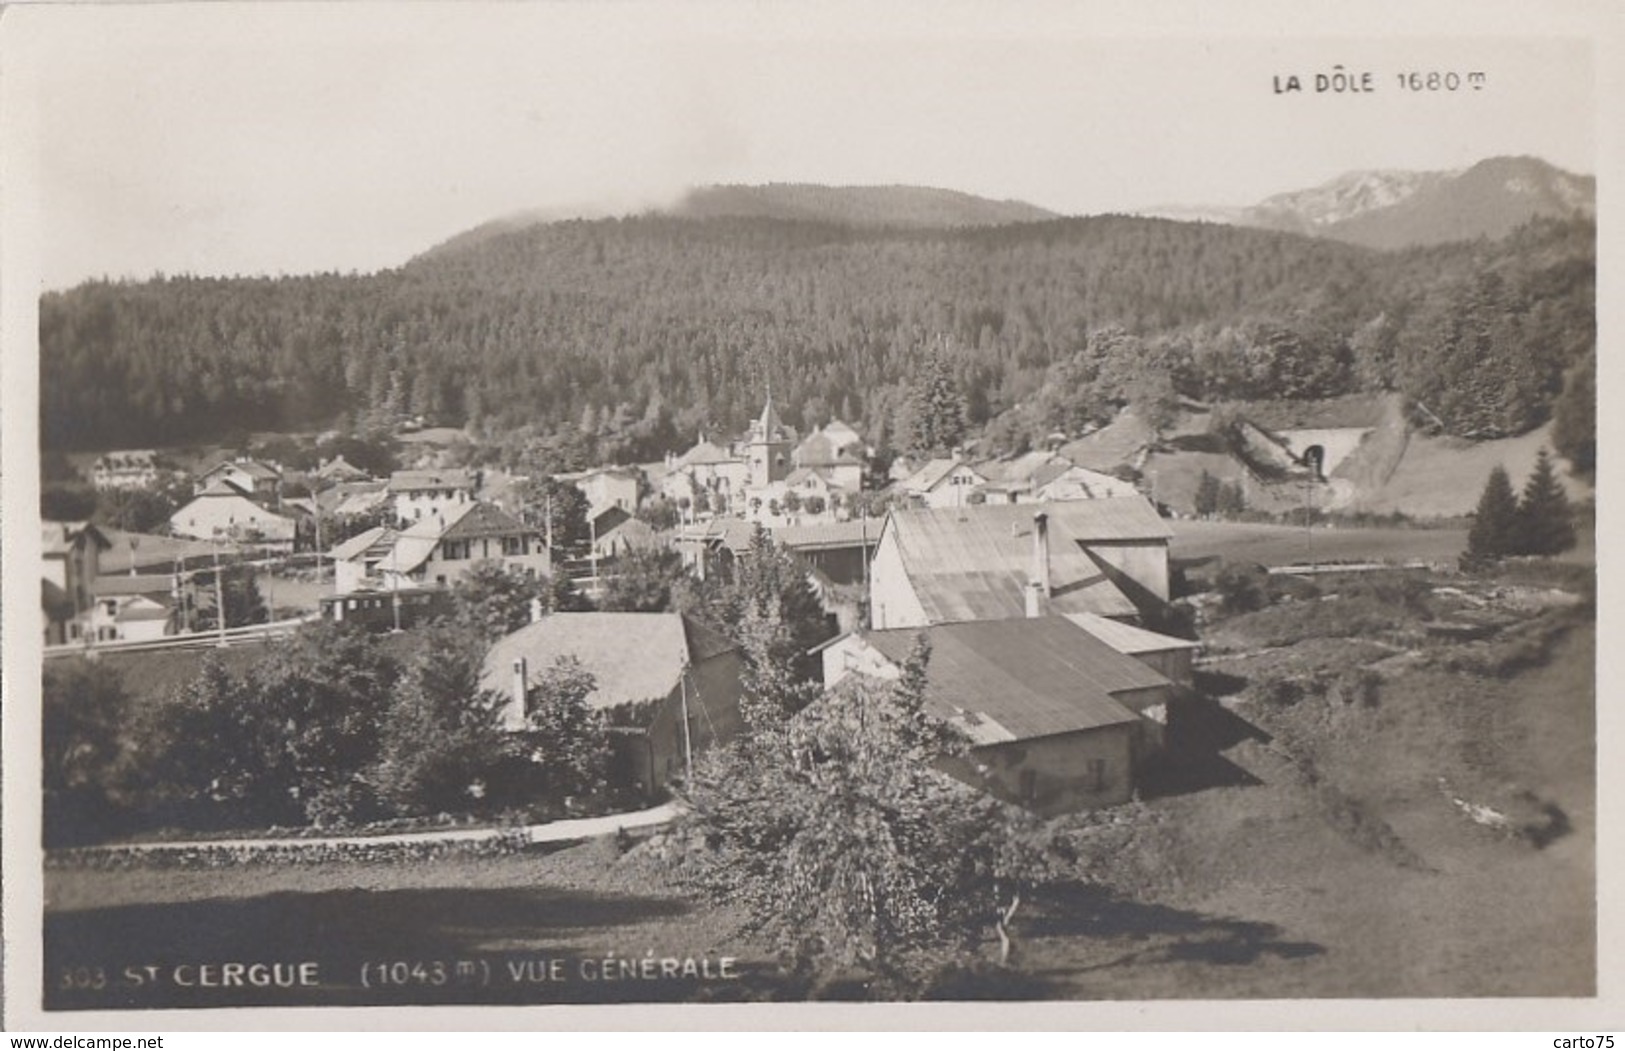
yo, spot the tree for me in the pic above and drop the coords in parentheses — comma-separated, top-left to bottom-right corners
(43, 658, 133, 845)
(1193, 470, 1221, 517)
(1515, 448, 1577, 557)
(1551, 350, 1595, 478)
(667, 640, 1066, 997)
(145, 624, 397, 826)
(193, 563, 268, 631)
(514, 476, 590, 555)
(1216, 479, 1247, 516)
(904, 347, 968, 458)
(522, 656, 612, 799)
(370, 624, 515, 816)
(1462, 465, 1521, 568)
(451, 561, 554, 640)
(728, 528, 831, 727)
(596, 547, 689, 613)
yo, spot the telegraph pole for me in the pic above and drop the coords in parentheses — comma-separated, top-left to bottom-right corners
(213, 545, 228, 647)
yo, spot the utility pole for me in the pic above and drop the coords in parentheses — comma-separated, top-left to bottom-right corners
(213, 545, 227, 648)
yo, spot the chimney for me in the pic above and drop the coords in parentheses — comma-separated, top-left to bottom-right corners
(512, 657, 529, 714)
(1031, 510, 1051, 598)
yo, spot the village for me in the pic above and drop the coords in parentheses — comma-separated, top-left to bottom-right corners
(44, 391, 1236, 815)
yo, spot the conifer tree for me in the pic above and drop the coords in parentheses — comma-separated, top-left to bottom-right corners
(1462, 465, 1520, 568)
(1516, 447, 1577, 556)
(905, 347, 968, 458)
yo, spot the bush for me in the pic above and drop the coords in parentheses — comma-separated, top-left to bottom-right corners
(1214, 561, 1270, 614)
(1327, 668, 1381, 708)
(1252, 676, 1306, 708)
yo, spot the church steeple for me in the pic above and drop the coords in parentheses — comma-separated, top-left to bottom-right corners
(747, 387, 791, 487)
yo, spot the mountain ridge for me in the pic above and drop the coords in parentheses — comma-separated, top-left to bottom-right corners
(1136, 156, 1593, 250)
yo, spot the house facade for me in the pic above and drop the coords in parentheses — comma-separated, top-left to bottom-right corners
(372, 501, 549, 590)
(196, 458, 283, 504)
(91, 450, 161, 491)
(897, 457, 987, 509)
(387, 469, 478, 525)
(482, 612, 747, 798)
(561, 466, 642, 521)
(42, 521, 111, 644)
(170, 481, 300, 548)
(821, 616, 1176, 815)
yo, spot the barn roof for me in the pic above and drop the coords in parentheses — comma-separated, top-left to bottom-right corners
(859, 617, 1166, 743)
(1062, 612, 1200, 655)
(480, 612, 736, 711)
(881, 500, 1170, 623)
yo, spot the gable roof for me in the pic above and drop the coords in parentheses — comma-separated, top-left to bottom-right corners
(899, 457, 983, 495)
(200, 458, 281, 482)
(328, 525, 396, 562)
(480, 612, 736, 711)
(42, 521, 112, 555)
(775, 519, 881, 552)
(387, 468, 477, 494)
(1062, 612, 1200, 655)
(197, 477, 255, 499)
(677, 440, 739, 468)
(858, 617, 1166, 744)
(439, 500, 532, 541)
(880, 500, 1170, 623)
(793, 432, 864, 469)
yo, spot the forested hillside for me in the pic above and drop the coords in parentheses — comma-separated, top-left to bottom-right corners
(40, 211, 1594, 464)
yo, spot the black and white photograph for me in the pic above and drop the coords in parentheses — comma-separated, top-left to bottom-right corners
(2, 0, 1617, 1031)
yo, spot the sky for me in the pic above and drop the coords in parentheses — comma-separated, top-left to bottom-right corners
(2, 1, 1604, 290)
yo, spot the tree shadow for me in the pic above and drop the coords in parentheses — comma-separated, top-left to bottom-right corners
(44, 884, 759, 1010)
(1022, 882, 1324, 972)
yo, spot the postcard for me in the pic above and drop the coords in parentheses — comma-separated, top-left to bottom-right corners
(3, 0, 1619, 1032)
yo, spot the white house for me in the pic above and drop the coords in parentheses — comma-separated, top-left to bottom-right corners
(387, 469, 478, 525)
(371, 500, 549, 591)
(896, 457, 988, 509)
(170, 480, 300, 549)
(559, 466, 642, 521)
(91, 450, 161, 491)
(195, 458, 283, 504)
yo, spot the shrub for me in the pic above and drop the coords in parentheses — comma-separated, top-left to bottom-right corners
(1214, 561, 1270, 614)
(1252, 676, 1306, 708)
(1327, 668, 1381, 708)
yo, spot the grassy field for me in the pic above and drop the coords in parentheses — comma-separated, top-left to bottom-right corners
(1168, 519, 1468, 568)
(44, 562, 1594, 1006)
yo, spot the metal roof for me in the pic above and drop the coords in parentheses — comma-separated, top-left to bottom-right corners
(859, 617, 1166, 743)
(387, 469, 477, 493)
(92, 574, 174, 597)
(882, 500, 1171, 623)
(1062, 612, 1200, 655)
(480, 612, 734, 711)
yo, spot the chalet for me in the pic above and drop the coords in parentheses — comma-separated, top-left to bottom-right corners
(91, 450, 161, 491)
(327, 526, 401, 594)
(372, 500, 549, 590)
(41, 521, 111, 644)
(482, 612, 746, 798)
(821, 616, 1177, 815)
(169, 480, 300, 549)
(868, 499, 1172, 630)
(791, 424, 865, 492)
(314, 454, 373, 484)
(195, 457, 283, 504)
(896, 457, 988, 509)
(594, 517, 660, 560)
(387, 468, 478, 525)
(560, 466, 642, 521)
